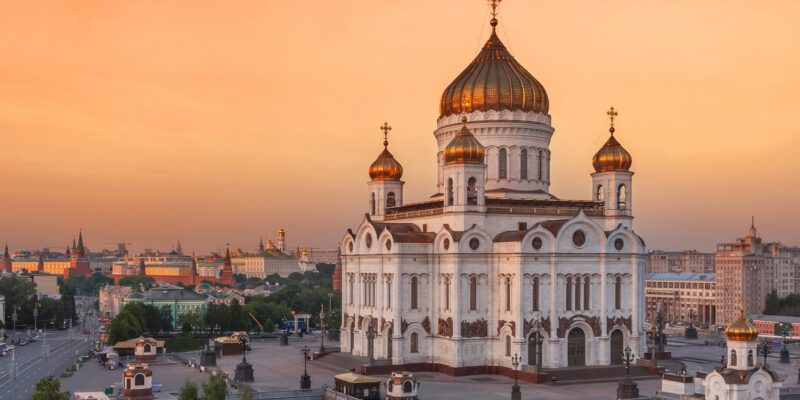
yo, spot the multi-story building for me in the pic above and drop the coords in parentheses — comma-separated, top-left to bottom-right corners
(763, 243, 800, 298)
(646, 250, 715, 274)
(99, 285, 134, 317)
(644, 273, 717, 325)
(121, 287, 208, 329)
(716, 221, 767, 326)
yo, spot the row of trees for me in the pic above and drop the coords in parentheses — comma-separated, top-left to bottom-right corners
(108, 302, 173, 343)
(764, 290, 800, 316)
(0, 275, 75, 331)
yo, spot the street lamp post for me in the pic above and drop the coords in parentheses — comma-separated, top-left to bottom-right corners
(760, 342, 770, 367)
(33, 298, 38, 332)
(319, 307, 325, 353)
(623, 346, 633, 377)
(533, 318, 543, 373)
(12, 307, 17, 335)
(511, 353, 521, 400)
(617, 346, 640, 399)
(300, 345, 311, 389)
(781, 326, 791, 363)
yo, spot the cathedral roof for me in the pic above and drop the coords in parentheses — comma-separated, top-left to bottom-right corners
(439, 18, 548, 117)
(701, 366, 780, 384)
(364, 215, 436, 244)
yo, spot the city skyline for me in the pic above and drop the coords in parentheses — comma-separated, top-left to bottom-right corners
(2, 1, 799, 253)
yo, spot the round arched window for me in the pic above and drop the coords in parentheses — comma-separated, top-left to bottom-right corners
(572, 230, 586, 247)
(348, 242, 353, 252)
(443, 238, 450, 250)
(614, 238, 624, 251)
(532, 237, 542, 250)
(385, 239, 392, 251)
(469, 238, 480, 250)
(365, 234, 372, 249)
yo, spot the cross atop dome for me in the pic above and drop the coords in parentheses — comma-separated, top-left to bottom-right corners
(488, 0, 502, 30)
(380, 122, 392, 147)
(607, 106, 618, 134)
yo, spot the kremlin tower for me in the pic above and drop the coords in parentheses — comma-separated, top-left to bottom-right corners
(67, 232, 91, 277)
(37, 255, 44, 273)
(220, 246, 234, 286)
(1, 245, 11, 273)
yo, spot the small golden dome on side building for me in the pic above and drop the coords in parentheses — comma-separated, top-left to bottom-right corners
(593, 107, 632, 173)
(369, 122, 404, 181)
(444, 117, 486, 164)
(726, 309, 759, 342)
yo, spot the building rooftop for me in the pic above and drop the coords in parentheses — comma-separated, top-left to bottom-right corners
(749, 314, 800, 324)
(645, 273, 716, 281)
(143, 288, 207, 301)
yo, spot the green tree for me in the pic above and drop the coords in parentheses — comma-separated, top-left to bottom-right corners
(178, 311, 200, 335)
(160, 305, 174, 331)
(30, 376, 69, 400)
(201, 372, 227, 400)
(108, 310, 143, 344)
(237, 384, 255, 400)
(178, 380, 200, 400)
(765, 290, 780, 314)
(0, 275, 36, 323)
(229, 299, 244, 331)
(118, 276, 155, 291)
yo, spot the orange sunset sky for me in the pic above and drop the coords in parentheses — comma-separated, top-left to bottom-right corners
(1, 0, 799, 254)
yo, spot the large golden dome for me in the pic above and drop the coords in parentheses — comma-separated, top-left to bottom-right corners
(439, 18, 548, 118)
(726, 315, 759, 342)
(444, 117, 485, 164)
(369, 144, 403, 181)
(592, 128, 632, 173)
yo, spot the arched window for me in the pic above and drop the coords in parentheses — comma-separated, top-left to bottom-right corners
(498, 148, 508, 179)
(349, 278, 354, 305)
(566, 276, 572, 310)
(730, 349, 737, 366)
(505, 335, 511, 356)
(410, 332, 419, 353)
(467, 177, 477, 205)
(537, 150, 543, 180)
(134, 373, 145, 386)
(748, 350, 754, 366)
(444, 277, 450, 310)
(386, 280, 392, 309)
(617, 184, 627, 210)
(387, 192, 396, 208)
(126, 379, 131, 390)
(410, 277, 418, 310)
(505, 277, 511, 311)
(469, 277, 477, 311)
(584, 276, 590, 311)
(447, 178, 454, 206)
(520, 149, 528, 180)
(143, 344, 151, 353)
(403, 381, 413, 393)
(614, 276, 622, 310)
(574, 276, 581, 311)
(532, 277, 539, 312)
(370, 193, 376, 215)
(596, 185, 604, 204)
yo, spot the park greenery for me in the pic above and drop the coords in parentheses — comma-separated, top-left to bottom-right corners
(0, 275, 76, 331)
(764, 290, 800, 316)
(177, 373, 227, 400)
(107, 270, 341, 344)
(30, 376, 70, 400)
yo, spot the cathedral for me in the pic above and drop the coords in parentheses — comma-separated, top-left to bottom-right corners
(340, 5, 646, 373)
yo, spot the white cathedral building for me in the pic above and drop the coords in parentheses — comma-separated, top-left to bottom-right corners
(340, 11, 646, 372)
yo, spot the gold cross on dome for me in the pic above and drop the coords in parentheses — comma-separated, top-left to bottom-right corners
(607, 106, 618, 129)
(380, 121, 392, 144)
(489, 0, 502, 18)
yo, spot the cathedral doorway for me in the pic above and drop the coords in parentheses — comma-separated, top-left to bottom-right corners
(610, 330, 623, 364)
(387, 327, 393, 360)
(567, 328, 586, 367)
(528, 333, 537, 366)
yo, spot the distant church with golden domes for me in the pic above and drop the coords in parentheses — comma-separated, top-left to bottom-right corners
(341, 3, 646, 374)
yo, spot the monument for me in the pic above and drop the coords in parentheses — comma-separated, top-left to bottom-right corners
(684, 310, 698, 340)
(234, 336, 254, 383)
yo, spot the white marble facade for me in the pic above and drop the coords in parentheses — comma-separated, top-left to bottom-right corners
(340, 13, 646, 371)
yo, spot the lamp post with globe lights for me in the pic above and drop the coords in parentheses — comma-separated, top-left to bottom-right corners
(511, 352, 521, 400)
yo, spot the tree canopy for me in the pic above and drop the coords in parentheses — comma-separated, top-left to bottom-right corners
(30, 377, 69, 400)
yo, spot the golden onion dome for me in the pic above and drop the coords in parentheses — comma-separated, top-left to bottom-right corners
(592, 127, 632, 172)
(444, 117, 486, 164)
(369, 141, 403, 181)
(439, 18, 548, 118)
(726, 315, 759, 342)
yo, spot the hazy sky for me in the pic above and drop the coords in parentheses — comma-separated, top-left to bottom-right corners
(1, 1, 799, 254)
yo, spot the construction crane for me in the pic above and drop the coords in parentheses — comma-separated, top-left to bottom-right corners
(248, 312, 265, 331)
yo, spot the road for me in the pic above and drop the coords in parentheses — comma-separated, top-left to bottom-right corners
(0, 297, 100, 400)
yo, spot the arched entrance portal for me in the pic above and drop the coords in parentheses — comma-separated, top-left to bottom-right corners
(528, 334, 537, 366)
(567, 328, 586, 367)
(610, 330, 624, 364)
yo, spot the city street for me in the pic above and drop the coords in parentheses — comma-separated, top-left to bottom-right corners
(0, 298, 99, 400)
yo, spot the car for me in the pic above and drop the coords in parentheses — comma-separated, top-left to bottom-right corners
(83, 329, 91, 334)
(19, 341, 28, 346)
